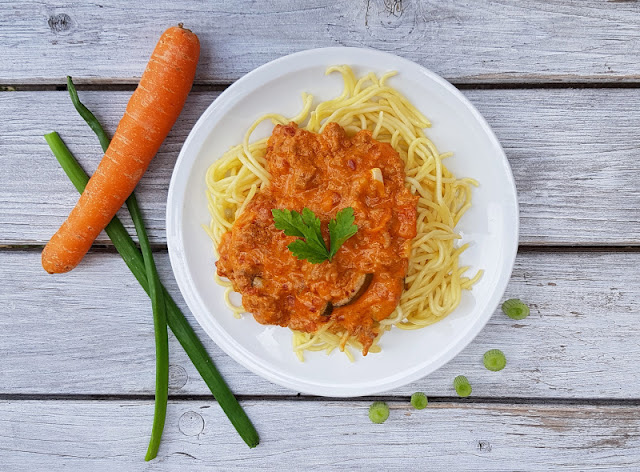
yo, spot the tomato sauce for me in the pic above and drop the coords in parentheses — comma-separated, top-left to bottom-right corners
(216, 123, 417, 354)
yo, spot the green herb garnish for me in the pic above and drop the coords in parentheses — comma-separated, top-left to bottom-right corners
(453, 375, 472, 397)
(328, 207, 358, 260)
(483, 349, 507, 372)
(368, 401, 390, 424)
(272, 207, 358, 264)
(410, 392, 428, 410)
(502, 299, 530, 320)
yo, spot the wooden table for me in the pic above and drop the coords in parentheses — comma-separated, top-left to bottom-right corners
(2, 1, 640, 470)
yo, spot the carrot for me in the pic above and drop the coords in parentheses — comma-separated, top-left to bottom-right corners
(42, 25, 200, 273)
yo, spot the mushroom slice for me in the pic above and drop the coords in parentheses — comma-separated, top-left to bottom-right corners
(320, 302, 334, 317)
(333, 273, 374, 307)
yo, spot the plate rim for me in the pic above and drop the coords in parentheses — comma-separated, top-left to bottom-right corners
(166, 46, 519, 397)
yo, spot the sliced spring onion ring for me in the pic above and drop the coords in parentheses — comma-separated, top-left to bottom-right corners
(483, 349, 507, 372)
(502, 299, 530, 320)
(410, 392, 428, 410)
(453, 375, 472, 397)
(369, 401, 390, 423)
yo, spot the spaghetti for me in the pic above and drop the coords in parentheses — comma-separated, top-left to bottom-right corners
(205, 66, 482, 361)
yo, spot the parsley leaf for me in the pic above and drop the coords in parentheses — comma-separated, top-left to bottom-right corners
(301, 208, 327, 255)
(271, 209, 305, 238)
(328, 207, 358, 261)
(287, 239, 329, 264)
(272, 208, 329, 263)
(271, 207, 358, 264)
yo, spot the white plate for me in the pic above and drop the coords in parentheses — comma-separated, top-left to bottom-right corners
(166, 47, 518, 397)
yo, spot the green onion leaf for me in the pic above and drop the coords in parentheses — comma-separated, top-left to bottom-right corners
(67, 76, 111, 152)
(410, 392, 428, 410)
(502, 299, 530, 320)
(453, 375, 472, 397)
(128, 194, 169, 461)
(483, 349, 507, 372)
(67, 79, 169, 460)
(43, 132, 259, 449)
(368, 401, 390, 424)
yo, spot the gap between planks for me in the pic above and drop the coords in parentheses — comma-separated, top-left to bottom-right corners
(2, 393, 640, 407)
(5, 81, 640, 93)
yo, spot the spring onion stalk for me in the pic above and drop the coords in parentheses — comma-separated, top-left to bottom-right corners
(67, 76, 111, 151)
(43, 132, 259, 448)
(67, 77, 168, 460)
(128, 194, 168, 460)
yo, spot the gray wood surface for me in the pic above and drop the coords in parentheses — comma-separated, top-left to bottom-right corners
(2, 1, 640, 469)
(2, 89, 640, 246)
(2, 1, 640, 84)
(2, 249, 638, 398)
(1, 399, 639, 471)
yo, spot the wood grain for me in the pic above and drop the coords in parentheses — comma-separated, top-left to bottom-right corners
(3, 2, 640, 468)
(1, 89, 639, 246)
(2, 1, 640, 84)
(1, 249, 638, 398)
(1, 399, 639, 470)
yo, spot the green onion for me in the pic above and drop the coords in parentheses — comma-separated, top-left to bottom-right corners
(453, 375, 472, 397)
(368, 401, 390, 424)
(128, 194, 168, 461)
(483, 349, 507, 372)
(43, 132, 259, 448)
(502, 298, 530, 320)
(410, 392, 428, 410)
(67, 76, 111, 152)
(67, 76, 169, 460)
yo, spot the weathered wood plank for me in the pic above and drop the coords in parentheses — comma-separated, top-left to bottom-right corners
(1, 249, 638, 398)
(0, 399, 639, 471)
(1, 89, 639, 246)
(2, 1, 640, 84)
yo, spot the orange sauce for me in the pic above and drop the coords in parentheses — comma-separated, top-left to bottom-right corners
(217, 123, 417, 354)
